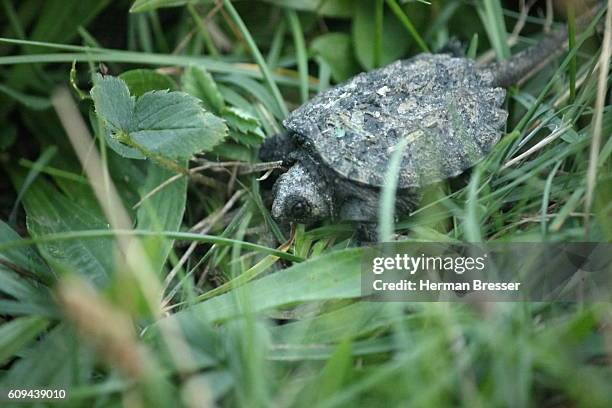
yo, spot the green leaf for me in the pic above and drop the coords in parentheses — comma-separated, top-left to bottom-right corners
(91, 74, 228, 161)
(130, 0, 353, 18)
(0, 266, 42, 302)
(94, 113, 145, 160)
(119, 69, 177, 97)
(476, 0, 510, 61)
(9, 173, 115, 286)
(91, 75, 135, 132)
(211, 142, 254, 162)
(136, 163, 187, 273)
(131, 91, 227, 158)
(156, 248, 362, 328)
(272, 303, 397, 344)
(0, 221, 53, 283)
(352, 0, 409, 70)
(223, 106, 265, 139)
(130, 0, 200, 13)
(265, 0, 354, 17)
(311, 33, 360, 82)
(467, 33, 479, 59)
(0, 325, 93, 390)
(182, 65, 225, 114)
(0, 316, 50, 365)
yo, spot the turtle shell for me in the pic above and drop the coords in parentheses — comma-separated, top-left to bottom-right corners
(283, 54, 507, 188)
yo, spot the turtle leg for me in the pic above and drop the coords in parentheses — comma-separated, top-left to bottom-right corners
(438, 37, 465, 57)
(339, 191, 421, 244)
(259, 130, 297, 164)
(339, 196, 379, 244)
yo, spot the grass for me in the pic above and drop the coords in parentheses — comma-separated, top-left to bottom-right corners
(0, 0, 611, 407)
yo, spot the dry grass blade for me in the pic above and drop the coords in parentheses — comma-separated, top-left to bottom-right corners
(503, 124, 572, 168)
(51, 87, 202, 382)
(56, 277, 146, 379)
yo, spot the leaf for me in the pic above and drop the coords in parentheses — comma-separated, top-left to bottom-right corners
(119, 69, 177, 97)
(91, 75, 135, 132)
(476, 0, 510, 61)
(266, 0, 354, 17)
(0, 221, 53, 283)
(92, 111, 145, 160)
(352, 0, 410, 70)
(155, 248, 363, 331)
(130, 0, 353, 17)
(211, 142, 254, 162)
(182, 65, 225, 114)
(91, 74, 228, 161)
(0, 324, 93, 390)
(269, 338, 394, 361)
(272, 302, 398, 344)
(130, 0, 201, 13)
(132, 91, 228, 158)
(0, 316, 50, 365)
(8, 173, 115, 286)
(311, 33, 360, 82)
(136, 163, 187, 273)
(223, 106, 265, 139)
(0, 266, 43, 302)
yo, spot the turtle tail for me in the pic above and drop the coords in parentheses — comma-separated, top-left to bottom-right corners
(488, 3, 602, 88)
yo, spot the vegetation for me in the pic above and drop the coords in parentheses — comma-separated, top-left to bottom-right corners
(0, 0, 611, 406)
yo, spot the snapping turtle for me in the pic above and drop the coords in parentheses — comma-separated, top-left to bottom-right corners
(259, 23, 575, 239)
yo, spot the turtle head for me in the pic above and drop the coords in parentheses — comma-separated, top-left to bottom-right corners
(272, 163, 331, 224)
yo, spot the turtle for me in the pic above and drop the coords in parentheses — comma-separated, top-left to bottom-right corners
(258, 16, 591, 240)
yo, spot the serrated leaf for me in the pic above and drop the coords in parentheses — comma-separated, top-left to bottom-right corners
(311, 33, 360, 82)
(228, 130, 264, 148)
(222, 106, 265, 139)
(91, 75, 135, 132)
(119, 69, 177, 97)
(94, 113, 145, 160)
(131, 90, 227, 158)
(182, 65, 225, 114)
(91, 74, 228, 161)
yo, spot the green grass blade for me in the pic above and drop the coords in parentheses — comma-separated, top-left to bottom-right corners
(0, 229, 303, 262)
(220, 0, 289, 117)
(378, 137, 409, 241)
(286, 9, 309, 103)
(385, 0, 429, 52)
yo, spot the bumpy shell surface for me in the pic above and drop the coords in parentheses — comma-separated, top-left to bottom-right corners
(283, 54, 507, 188)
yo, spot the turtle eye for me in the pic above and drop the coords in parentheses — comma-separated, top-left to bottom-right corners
(289, 199, 311, 220)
